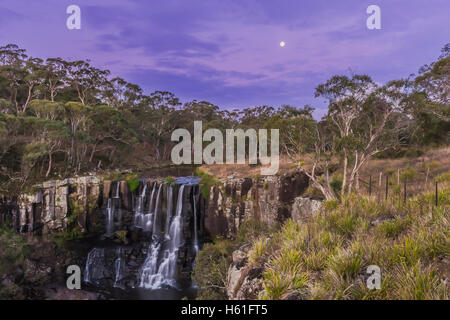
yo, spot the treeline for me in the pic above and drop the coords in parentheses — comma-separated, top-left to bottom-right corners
(0, 43, 448, 194)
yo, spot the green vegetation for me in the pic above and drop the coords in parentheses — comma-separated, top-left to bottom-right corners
(0, 43, 447, 197)
(192, 220, 276, 300)
(124, 173, 139, 192)
(195, 168, 221, 198)
(0, 224, 30, 299)
(245, 186, 450, 300)
(164, 176, 176, 184)
(0, 224, 29, 275)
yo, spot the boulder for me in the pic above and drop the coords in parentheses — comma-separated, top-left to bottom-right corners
(291, 197, 322, 222)
(226, 245, 264, 300)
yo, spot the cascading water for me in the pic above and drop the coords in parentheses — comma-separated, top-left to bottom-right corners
(84, 247, 105, 284)
(141, 182, 156, 232)
(164, 184, 173, 239)
(84, 176, 201, 296)
(140, 185, 184, 289)
(114, 247, 126, 289)
(133, 180, 148, 228)
(105, 199, 114, 236)
(192, 189, 199, 255)
(105, 181, 122, 236)
(151, 183, 163, 237)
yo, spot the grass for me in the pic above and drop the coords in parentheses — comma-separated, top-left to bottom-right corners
(192, 219, 276, 300)
(247, 183, 450, 300)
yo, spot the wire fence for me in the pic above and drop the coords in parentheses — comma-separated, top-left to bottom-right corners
(357, 174, 443, 206)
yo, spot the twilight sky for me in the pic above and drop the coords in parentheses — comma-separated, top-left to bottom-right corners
(0, 0, 449, 117)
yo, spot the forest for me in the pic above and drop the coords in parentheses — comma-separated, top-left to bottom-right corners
(0, 43, 448, 197)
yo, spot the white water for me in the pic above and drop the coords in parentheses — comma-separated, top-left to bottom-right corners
(193, 191, 199, 255)
(113, 247, 126, 289)
(133, 181, 148, 228)
(105, 181, 122, 236)
(114, 181, 120, 198)
(105, 198, 114, 236)
(164, 184, 173, 239)
(143, 183, 157, 232)
(140, 185, 184, 289)
(85, 177, 201, 291)
(84, 247, 105, 284)
(151, 183, 163, 237)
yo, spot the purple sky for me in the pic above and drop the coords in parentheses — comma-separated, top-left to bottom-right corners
(1, 0, 449, 117)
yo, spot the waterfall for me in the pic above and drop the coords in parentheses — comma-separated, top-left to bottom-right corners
(151, 183, 163, 237)
(105, 198, 114, 236)
(84, 176, 201, 292)
(113, 247, 126, 289)
(143, 183, 157, 232)
(114, 181, 120, 198)
(133, 180, 148, 228)
(84, 247, 105, 284)
(140, 185, 184, 289)
(105, 181, 121, 236)
(164, 184, 173, 239)
(193, 190, 199, 255)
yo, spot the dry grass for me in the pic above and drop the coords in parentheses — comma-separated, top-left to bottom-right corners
(199, 147, 449, 184)
(254, 183, 449, 300)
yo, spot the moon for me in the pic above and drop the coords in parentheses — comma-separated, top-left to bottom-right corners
(280, 41, 286, 47)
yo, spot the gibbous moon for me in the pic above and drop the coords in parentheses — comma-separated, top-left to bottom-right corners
(280, 41, 286, 47)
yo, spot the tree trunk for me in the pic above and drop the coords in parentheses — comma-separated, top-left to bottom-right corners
(341, 150, 348, 195)
(46, 151, 52, 177)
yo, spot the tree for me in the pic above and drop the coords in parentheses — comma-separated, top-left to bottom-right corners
(67, 60, 110, 105)
(22, 57, 46, 112)
(45, 58, 69, 102)
(292, 75, 406, 199)
(22, 117, 70, 177)
(0, 44, 27, 113)
(29, 99, 64, 120)
(101, 77, 143, 108)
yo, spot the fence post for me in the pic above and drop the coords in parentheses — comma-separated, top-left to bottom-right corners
(435, 181, 438, 206)
(403, 179, 407, 204)
(385, 175, 389, 200)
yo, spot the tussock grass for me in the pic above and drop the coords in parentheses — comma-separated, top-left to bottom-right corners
(253, 184, 450, 300)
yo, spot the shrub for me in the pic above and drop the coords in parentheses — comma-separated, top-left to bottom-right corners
(330, 174, 343, 194)
(248, 237, 270, 266)
(196, 168, 221, 198)
(124, 173, 139, 192)
(393, 262, 448, 299)
(377, 217, 409, 238)
(192, 238, 236, 300)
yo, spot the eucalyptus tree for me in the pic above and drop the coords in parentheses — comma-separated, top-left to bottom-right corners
(66, 60, 110, 105)
(45, 57, 69, 102)
(22, 117, 70, 178)
(100, 77, 143, 108)
(291, 75, 407, 199)
(29, 99, 64, 120)
(22, 58, 47, 112)
(0, 44, 27, 113)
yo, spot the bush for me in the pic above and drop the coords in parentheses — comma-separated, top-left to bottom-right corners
(192, 238, 235, 300)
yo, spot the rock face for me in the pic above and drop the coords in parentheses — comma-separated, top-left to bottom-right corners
(291, 197, 322, 222)
(226, 245, 264, 300)
(204, 171, 309, 238)
(0, 176, 102, 235)
(0, 170, 314, 299)
(1, 170, 310, 240)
